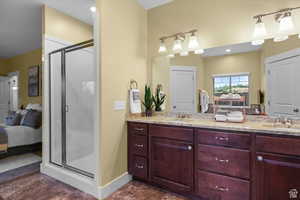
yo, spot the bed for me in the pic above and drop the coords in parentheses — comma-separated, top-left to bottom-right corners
(0, 104, 42, 158)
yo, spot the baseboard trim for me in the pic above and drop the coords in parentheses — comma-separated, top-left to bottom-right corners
(99, 172, 132, 199)
(40, 163, 99, 198)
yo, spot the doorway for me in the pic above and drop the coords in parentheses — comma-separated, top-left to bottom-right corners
(169, 66, 197, 113)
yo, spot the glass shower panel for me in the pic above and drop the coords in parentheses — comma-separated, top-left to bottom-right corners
(65, 47, 95, 175)
(50, 52, 63, 166)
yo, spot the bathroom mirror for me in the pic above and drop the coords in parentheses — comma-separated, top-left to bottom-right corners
(151, 34, 300, 117)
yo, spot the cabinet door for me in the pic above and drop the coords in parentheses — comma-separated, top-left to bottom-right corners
(150, 137, 194, 193)
(256, 153, 300, 200)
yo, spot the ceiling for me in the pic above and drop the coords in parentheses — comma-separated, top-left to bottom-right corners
(202, 42, 262, 57)
(0, 0, 94, 59)
(137, 0, 174, 10)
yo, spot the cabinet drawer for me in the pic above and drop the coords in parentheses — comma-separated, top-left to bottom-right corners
(150, 125, 193, 142)
(256, 135, 300, 156)
(130, 134, 147, 157)
(197, 145, 250, 179)
(196, 170, 250, 200)
(128, 122, 148, 136)
(197, 129, 250, 149)
(130, 156, 148, 180)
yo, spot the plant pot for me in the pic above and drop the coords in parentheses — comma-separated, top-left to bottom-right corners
(145, 110, 153, 117)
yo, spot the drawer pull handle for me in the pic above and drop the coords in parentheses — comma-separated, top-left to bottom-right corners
(187, 145, 193, 151)
(135, 164, 144, 169)
(135, 144, 144, 148)
(134, 128, 144, 132)
(215, 186, 229, 192)
(215, 157, 229, 163)
(257, 156, 264, 162)
(215, 136, 229, 141)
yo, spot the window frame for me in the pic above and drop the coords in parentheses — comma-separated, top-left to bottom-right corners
(212, 72, 251, 106)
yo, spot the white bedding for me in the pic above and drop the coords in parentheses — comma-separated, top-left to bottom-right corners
(5, 125, 42, 148)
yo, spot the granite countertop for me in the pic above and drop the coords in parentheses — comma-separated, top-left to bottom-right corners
(127, 116, 300, 137)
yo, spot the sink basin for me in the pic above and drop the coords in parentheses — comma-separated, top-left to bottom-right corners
(166, 118, 194, 123)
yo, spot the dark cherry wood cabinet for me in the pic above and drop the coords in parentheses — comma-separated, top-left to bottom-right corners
(150, 137, 194, 193)
(128, 122, 300, 200)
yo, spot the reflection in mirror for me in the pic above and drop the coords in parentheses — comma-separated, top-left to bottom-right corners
(152, 35, 300, 117)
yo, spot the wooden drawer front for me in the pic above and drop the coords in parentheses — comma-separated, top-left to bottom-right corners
(130, 156, 147, 180)
(256, 135, 300, 156)
(130, 134, 147, 157)
(197, 129, 250, 149)
(197, 145, 250, 179)
(196, 170, 250, 200)
(149, 125, 193, 142)
(128, 122, 148, 136)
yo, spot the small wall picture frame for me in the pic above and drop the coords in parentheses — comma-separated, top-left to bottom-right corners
(28, 65, 39, 97)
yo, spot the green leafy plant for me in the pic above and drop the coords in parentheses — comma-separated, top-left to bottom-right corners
(142, 85, 154, 116)
(152, 86, 166, 112)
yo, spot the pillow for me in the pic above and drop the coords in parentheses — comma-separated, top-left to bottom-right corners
(20, 109, 42, 129)
(26, 104, 42, 111)
(5, 112, 22, 126)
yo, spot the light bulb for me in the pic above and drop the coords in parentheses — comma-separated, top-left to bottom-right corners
(225, 49, 231, 53)
(188, 34, 200, 50)
(90, 6, 96, 13)
(173, 38, 183, 52)
(158, 40, 167, 53)
(252, 17, 267, 46)
(194, 49, 204, 55)
(180, 51, 189, 56)
(167, 54, 175, 58)
(274, 12, 294, 42)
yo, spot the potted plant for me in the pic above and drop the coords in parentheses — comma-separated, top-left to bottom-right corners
(153, 85, 166, 112)
(142, 85, 154, 117)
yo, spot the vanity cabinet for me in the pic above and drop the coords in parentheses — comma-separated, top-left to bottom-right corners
(256, 135, 300, 200)
(127, 122, 300, 200)
(149, 125, 194, 193)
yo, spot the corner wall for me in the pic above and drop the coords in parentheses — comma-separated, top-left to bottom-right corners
(97, 0, 148, 186)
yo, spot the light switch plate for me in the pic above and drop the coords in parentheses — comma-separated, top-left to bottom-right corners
(114, 101, 126, 110)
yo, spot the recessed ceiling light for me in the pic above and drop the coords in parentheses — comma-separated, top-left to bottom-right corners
(90, 6, 97, 13)
(225, 49, 231, 53)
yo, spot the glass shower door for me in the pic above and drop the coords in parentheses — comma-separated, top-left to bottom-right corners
(64, 45, 95, 177)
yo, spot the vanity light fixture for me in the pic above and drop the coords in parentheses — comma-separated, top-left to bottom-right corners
(158, 29, 203, 57)
(158, 39, 167, 53)
(252, 6, 300, 45)
(252, 16, 267, 45)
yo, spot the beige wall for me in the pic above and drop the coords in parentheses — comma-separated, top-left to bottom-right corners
(204, 51, 262, 104)
(0, 59, 9, 76)
(43, 6, 93, 43)
(5, 49, 43, 107)
(97, 0, 148, 186)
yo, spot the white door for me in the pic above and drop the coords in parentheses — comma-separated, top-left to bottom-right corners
(267, 56, 300, 117)
(0, 76, 10, 123)
(170, 66, 196, 113)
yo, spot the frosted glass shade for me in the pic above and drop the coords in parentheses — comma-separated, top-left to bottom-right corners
(252, 19, 267, 46)
(194, 49, 204, 54)
(188, 35, 200, 50)
(173, 39, 183, 52)
(158, 41, 167, 53)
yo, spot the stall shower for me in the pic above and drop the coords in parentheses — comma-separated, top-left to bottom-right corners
(48, 40, 96, 178)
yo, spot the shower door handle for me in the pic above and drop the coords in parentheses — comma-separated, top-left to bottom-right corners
(65, 105, 69, 113)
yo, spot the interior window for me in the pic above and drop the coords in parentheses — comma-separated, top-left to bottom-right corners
(213, 74, 249, 106)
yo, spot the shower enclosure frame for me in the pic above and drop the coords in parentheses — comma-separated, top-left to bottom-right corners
(48, 39, 95, 178)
